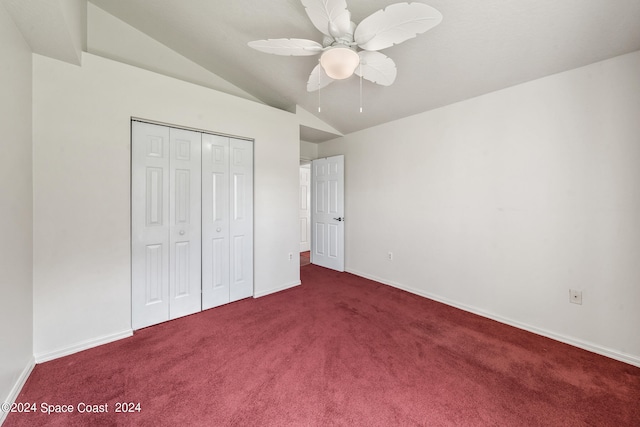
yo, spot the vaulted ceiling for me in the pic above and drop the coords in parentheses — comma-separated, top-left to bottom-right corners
(6, 0, 640, 139)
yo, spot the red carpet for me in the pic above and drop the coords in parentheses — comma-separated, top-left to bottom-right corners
(300, 250, 311, 267)
(6, 265, 640, 426)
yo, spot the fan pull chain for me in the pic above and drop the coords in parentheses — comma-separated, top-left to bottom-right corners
(359, 63, 363, 113)
(318, 67, 322, 113)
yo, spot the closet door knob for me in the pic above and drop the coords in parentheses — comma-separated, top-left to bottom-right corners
(216, 227, 222, 232)
(179, 230, 185, 235)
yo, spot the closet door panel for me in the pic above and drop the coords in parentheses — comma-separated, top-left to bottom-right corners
(169, 128, 202, 320)
(132, 122, 171, 329)
(134, 122, 253, 327)
(202, 134, 230, 309)
(229, 138, 254, 302)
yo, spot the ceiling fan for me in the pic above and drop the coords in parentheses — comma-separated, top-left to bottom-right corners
(248, 0, 443, 92)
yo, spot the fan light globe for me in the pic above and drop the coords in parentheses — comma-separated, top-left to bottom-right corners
(319, 46, 359, 80)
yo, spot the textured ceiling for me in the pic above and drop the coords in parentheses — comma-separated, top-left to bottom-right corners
(89, 0, 640, 136)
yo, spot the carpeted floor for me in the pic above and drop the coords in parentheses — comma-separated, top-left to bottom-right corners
(300, 250, 311, 267)
(5, 265, 640, 426)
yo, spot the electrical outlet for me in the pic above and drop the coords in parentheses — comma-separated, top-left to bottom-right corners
(388, 252, 393, 260)
(289, 253, 293, 261)
(569, 289, 582, 305)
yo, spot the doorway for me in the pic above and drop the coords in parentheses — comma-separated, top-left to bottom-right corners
(299, 155, 345, 272)
(310, 155, 344, 272)
(299, 163, 311, 267)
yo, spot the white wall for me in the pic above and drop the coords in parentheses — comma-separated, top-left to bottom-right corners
(1, 0, 84, 65)
(319, 50, 640, 365)
(33, 53, 300, 359)
(0, 3, 34, 415)
(300, 140, 318, 161)
(86, 3, 260, 104)
(59, 0, 86, 56)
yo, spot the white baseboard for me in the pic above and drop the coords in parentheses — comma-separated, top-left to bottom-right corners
(34, 329, 133, 364)
(0, 356, 35, 425)
(347, 268, 640, 368)
(254, 281, 301, 298)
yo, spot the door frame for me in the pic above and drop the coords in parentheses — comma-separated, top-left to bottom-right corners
(299, 163, 311, 253)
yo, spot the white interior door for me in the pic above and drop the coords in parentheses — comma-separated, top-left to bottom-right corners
(132, 122, 170, 329)
(133, 122, 253, 327)
(299, 165, 311, 252)
(311, 155, 344, 271)
(132, 122, 202, 329)
(202, 134, 230, 309)
(168, 128, 202, 320)
(202, 135, 253, 309)
(229, 138, 253, 302)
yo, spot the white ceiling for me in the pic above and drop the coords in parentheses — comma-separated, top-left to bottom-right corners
(2, 0, 85, 65)
(14, 0, 640, 137)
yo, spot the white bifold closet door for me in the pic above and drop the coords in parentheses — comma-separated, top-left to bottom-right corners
(202, 134, 253, 310)
(132, 121, 253, 330)
(132, 122, 202, 330)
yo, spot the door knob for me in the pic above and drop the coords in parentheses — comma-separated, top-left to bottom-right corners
(179, 230, 185, 235)
(216, 227, 222, 232)
(333, 217, 344, 222)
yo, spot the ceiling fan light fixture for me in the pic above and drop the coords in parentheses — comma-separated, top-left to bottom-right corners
(248, 0, 443, 95)
(319, 46, 360, 80)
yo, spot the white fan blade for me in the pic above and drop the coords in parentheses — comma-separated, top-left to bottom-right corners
(248, 38, 323, 56)
(355, 51, 397, 86)
(354, 3, 442, 51)
(301, 0, 351, 38)
(307, 64, 334, 91)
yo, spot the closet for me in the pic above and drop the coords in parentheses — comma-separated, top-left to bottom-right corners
(131, 121, 253, 330)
